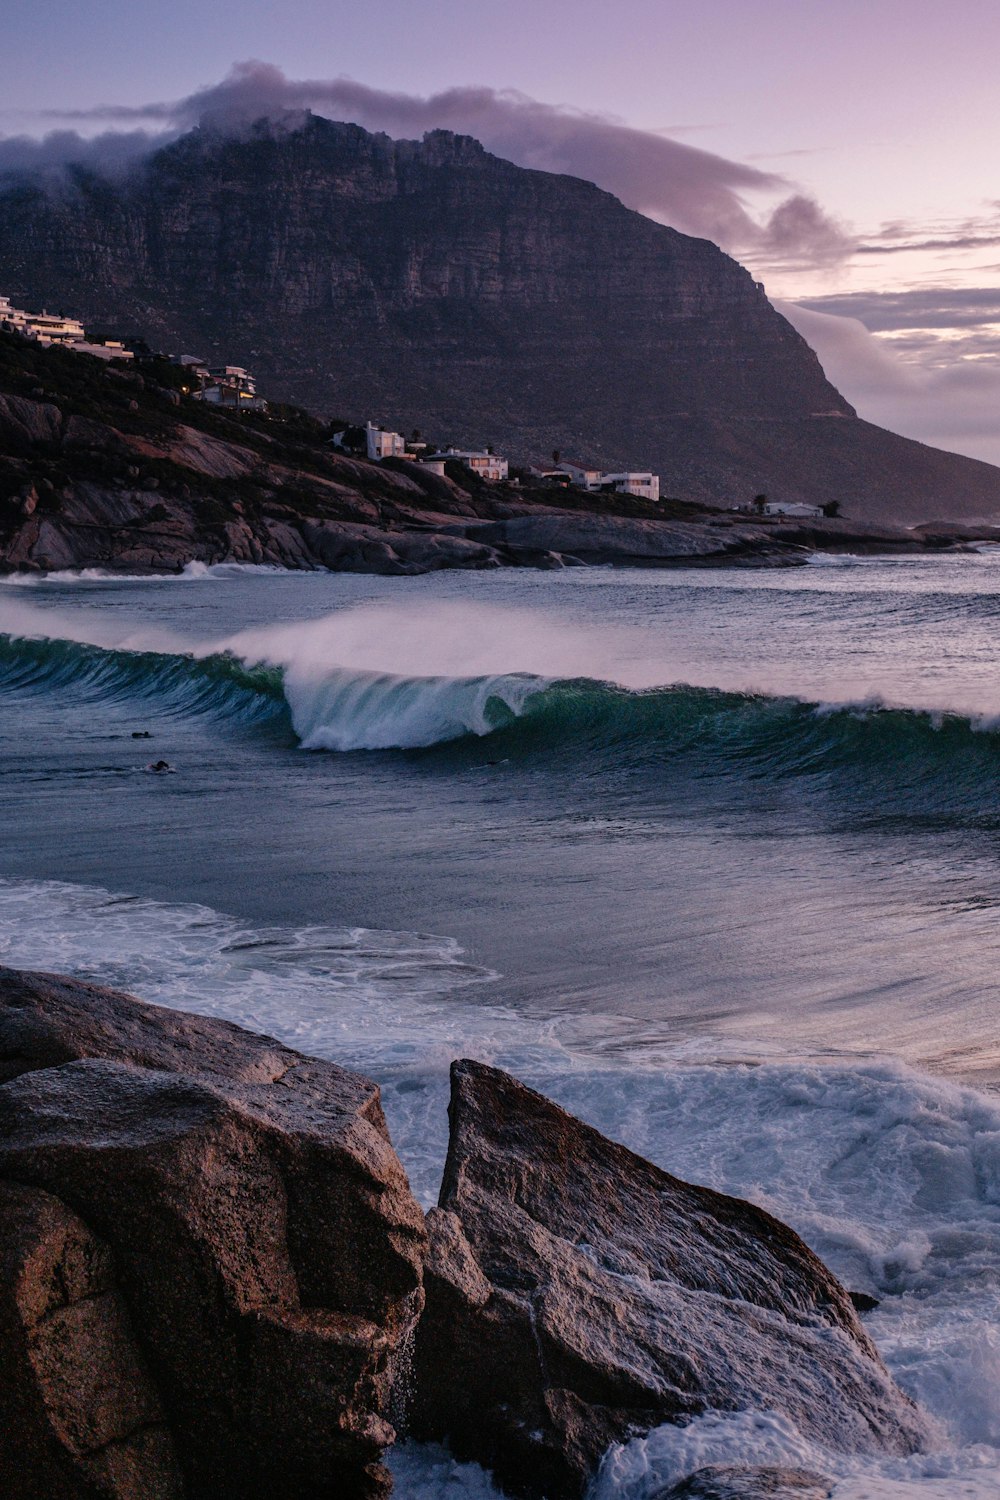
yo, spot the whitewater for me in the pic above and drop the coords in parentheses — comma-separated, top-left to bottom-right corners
(3, 558, 1000, 1497)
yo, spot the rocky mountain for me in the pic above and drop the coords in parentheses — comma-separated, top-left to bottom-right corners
(1, 115, 999, 523)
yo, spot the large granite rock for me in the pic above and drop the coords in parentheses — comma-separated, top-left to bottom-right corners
(4, 116, 1000, 522)
(0, 966, 427, 1500)
(0, 1181, 182, 1499)
(410, 1060, 926, 1499)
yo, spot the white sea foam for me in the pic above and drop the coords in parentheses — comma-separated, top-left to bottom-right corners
(0, 560, 289, 586)
(1, 874, 999, 1498)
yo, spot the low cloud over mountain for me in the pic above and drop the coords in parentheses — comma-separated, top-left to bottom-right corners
(3, 60, 852, 265)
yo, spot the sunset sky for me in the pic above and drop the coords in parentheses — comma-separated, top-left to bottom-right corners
(5, 0, 1000, 461)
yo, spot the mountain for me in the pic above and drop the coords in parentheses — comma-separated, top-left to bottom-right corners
(2, 116, 999, 525)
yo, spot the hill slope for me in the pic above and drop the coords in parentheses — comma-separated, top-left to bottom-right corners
(2, 116, 999, 524)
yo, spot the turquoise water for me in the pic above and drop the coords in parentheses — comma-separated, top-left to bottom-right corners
(3, 557, 1000, 1497)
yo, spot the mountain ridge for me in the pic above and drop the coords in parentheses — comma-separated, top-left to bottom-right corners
(2, 115, 999, 524)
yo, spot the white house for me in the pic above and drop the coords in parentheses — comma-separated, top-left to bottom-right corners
(427, 447, 509, 482)
(0, 296, 26, 331)
(602, 471, 660, 501)
(762, 501, 823, 519)
(554, 460, 603, 489)
(65, 339, 135, 362)
(194, 365, 267, 410)
(554, 460, 660, 500)
(22, 310, 87, 345)
(365, 421, 407, 461)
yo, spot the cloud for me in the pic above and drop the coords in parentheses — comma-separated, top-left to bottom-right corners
(3, 60, 852, 263)
(778, 301, 1000, 466)
(799, 287, 1000, 333)
(0, 127, 168, 180)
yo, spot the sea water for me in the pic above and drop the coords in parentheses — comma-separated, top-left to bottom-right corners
(3, 557, 1000, 1497)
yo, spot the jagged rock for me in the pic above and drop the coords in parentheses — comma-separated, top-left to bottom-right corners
(0, 391, 62, 447)
(0, 1181, 182, 1500)
(62, 415, 128, 453)
(655, 1467, 833, 1499)
(410, 1060, 926, 1499)
(0, 966, 427, 1500)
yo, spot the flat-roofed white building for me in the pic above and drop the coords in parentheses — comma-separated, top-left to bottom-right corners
(427, 447, 509, 482)
(23, 310, 86, 345)
(0, 296, 27, 330)
(365, 421, 407, 461)
(66, 339, 135, 362)
(602, 471, 660, 501)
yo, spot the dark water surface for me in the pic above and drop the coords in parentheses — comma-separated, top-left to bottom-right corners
(3, 558, 1000, 1496)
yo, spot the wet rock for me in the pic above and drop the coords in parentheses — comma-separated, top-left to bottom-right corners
(655, 1467, 833, 1499)
(0, 966, 427, 1500)
(410, 1060, 926, 1499)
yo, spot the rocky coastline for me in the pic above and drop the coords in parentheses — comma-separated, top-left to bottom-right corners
(0, 965, 928, 1500)
(1, 336, 995, 580)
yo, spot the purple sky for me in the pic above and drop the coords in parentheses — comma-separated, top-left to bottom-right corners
(5, 0, 1000, 462)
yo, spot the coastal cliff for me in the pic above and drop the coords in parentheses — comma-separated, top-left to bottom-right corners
(0, 332, 986, 576)
(2, 116, 1000, 524)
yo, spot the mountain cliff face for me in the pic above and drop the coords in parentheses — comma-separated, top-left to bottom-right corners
(2, 116, 999, 523)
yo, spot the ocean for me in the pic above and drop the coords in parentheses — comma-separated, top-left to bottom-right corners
(2, 556, 1000, 1498)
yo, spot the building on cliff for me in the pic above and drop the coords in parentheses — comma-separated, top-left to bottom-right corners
(552, 458, 660, 501)
(194, 365, 266, 411)
(428, 447, 510, 482)
(601, 470, 660, 501)
(364, 421, 407, 461)
(0, 293, 135, 360)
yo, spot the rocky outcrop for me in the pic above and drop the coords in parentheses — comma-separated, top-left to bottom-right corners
(4, 116, 1000, 522)
(0, 966, 426, 1500)
(410, 1059, 926, 1499)
(0, 973, 931, 1499)
(655, 1468, 833, 1500)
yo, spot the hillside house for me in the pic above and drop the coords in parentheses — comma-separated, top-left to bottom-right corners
(555, 460, 604, 489)
(602, 471, 660, 501)
(0, 296, 26, 331)
(195, 365, 267, 411)
(551, 460, 660, 500)
(365, 422, 407, 461)
(20, 310, 87, 345)
(763, 500, 823, 518)
(428, 447, 509, 482)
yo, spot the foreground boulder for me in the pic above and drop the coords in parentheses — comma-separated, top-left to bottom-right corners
(411, 1060, 926, 1498)
(0, 967, 427, 1500)
(0, 1181, 182, 1499)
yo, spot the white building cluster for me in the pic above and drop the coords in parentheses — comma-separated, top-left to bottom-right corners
(333, 422, 511, 482)
(532, 457, 660, 501)
(0, 294, 135, 362)
(342, 425, 662, 498)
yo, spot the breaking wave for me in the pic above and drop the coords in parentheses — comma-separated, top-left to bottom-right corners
(4, 620, 1000, 801)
